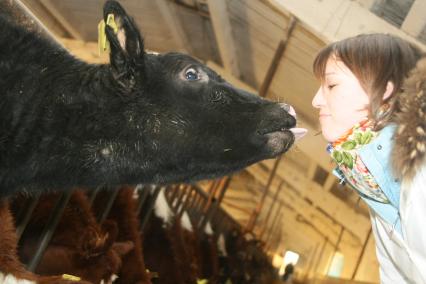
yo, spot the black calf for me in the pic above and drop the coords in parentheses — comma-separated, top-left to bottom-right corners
(0, 0, 302, 195)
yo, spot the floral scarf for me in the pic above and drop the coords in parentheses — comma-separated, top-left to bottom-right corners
(327, 120, 390, 203)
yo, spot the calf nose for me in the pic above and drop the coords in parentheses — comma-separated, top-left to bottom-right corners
(279, 103, 296, 118)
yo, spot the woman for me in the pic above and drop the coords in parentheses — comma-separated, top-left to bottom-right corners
(312, 33, 426, 283)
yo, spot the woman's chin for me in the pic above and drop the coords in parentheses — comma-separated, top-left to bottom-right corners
(321, 130, 341, 143)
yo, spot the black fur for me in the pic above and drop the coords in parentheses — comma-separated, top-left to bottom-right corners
(0, 1, 296, 196)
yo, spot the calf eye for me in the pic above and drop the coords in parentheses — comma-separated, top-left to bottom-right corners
(185, 68, 199, 81)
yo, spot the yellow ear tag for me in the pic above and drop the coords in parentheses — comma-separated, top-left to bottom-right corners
(62, 274, 81, 281)
(197, 279, 208, 284)
(98, 13, 119, 55)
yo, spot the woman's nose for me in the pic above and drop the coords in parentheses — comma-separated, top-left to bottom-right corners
(312, 87, 324, 109)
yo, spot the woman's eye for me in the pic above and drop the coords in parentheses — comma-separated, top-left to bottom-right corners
(185, 68, 199, 81)
(328, 84, 337, 90)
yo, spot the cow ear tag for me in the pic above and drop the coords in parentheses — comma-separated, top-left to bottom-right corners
(62, 274, 81, 281)
(98, 13, 119, 55)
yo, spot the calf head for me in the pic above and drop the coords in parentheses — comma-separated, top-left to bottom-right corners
(1, 1, 305, 192)
(89, 1, 304, 185)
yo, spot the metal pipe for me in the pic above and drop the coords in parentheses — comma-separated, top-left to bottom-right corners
(198, 176, 231, 233)
(204, 178, 221, 213)
(169, 184, 180, 205)
(264, 205, 283, 244)
(246, 155, 282, 232)
(259, 180, 285, 239)
(325, 226, 345, 275)
(28, 190, 73, 271)
(177, 186, 192, 218)
(304, 243, 319, 281)
(88, 186, 102, 207)
(13, 0, 59, 42)
(96, 188, 119, 224)
(16, 195, 40, 240)
(313, 237, 328, 276)
(136, 185, 151, 216)
(140, 186, 162, 231)
(174, 184, 189, 213)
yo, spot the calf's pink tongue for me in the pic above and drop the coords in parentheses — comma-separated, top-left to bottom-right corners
(290, 128, 308, 141)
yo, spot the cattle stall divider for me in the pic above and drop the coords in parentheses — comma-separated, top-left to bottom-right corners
(13, 180, 243, 273)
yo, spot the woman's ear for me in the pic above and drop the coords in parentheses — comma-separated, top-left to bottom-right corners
(383, 81, 395, 101)
(103, 0, 145, 88)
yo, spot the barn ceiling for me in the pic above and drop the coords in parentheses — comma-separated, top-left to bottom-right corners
(15, 0, 426, 281)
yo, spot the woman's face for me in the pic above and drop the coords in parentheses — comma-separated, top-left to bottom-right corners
(312, 57, 370, 142)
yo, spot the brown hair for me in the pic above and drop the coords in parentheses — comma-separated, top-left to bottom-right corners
(313, 33, 423, 129)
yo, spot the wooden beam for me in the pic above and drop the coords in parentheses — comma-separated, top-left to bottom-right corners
(259, 16, 297, 97)
(20, 0, 69, 38)
(221, 200, 253, 215)
(155, 0, 191, 53)
(206, 0, 240, 77)
(207, 61, 254, 92)
(226, 187, 256, 198)
(14, 0, 60, 43)
(59, 38, 108, 64)
(39, 0, 84, 40)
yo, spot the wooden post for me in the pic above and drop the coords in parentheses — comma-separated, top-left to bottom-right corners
(258, 16, 297, 98)
(39, 0, 84, 40)
(13, 0, 60, 42)
(207, 0, 240, 77)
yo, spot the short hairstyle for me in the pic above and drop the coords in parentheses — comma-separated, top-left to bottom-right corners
(313, 33, 423, 129)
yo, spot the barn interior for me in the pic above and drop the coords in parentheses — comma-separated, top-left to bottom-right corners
(4, 0, 426, 283)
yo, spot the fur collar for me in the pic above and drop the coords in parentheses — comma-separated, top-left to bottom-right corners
(393, 57, 426, 179)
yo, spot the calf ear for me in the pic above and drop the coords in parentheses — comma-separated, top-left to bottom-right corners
(103, 0, 145, 88)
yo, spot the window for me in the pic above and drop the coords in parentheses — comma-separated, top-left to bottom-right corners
(327, 251, 345, 277)
(279, 250, 300, 276)
(370, 0, 415, 28)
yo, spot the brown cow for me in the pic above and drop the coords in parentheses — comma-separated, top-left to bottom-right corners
(0, 200, 92, 284)
(91, 186, 152, 284)
(11, 191, 133, 284)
